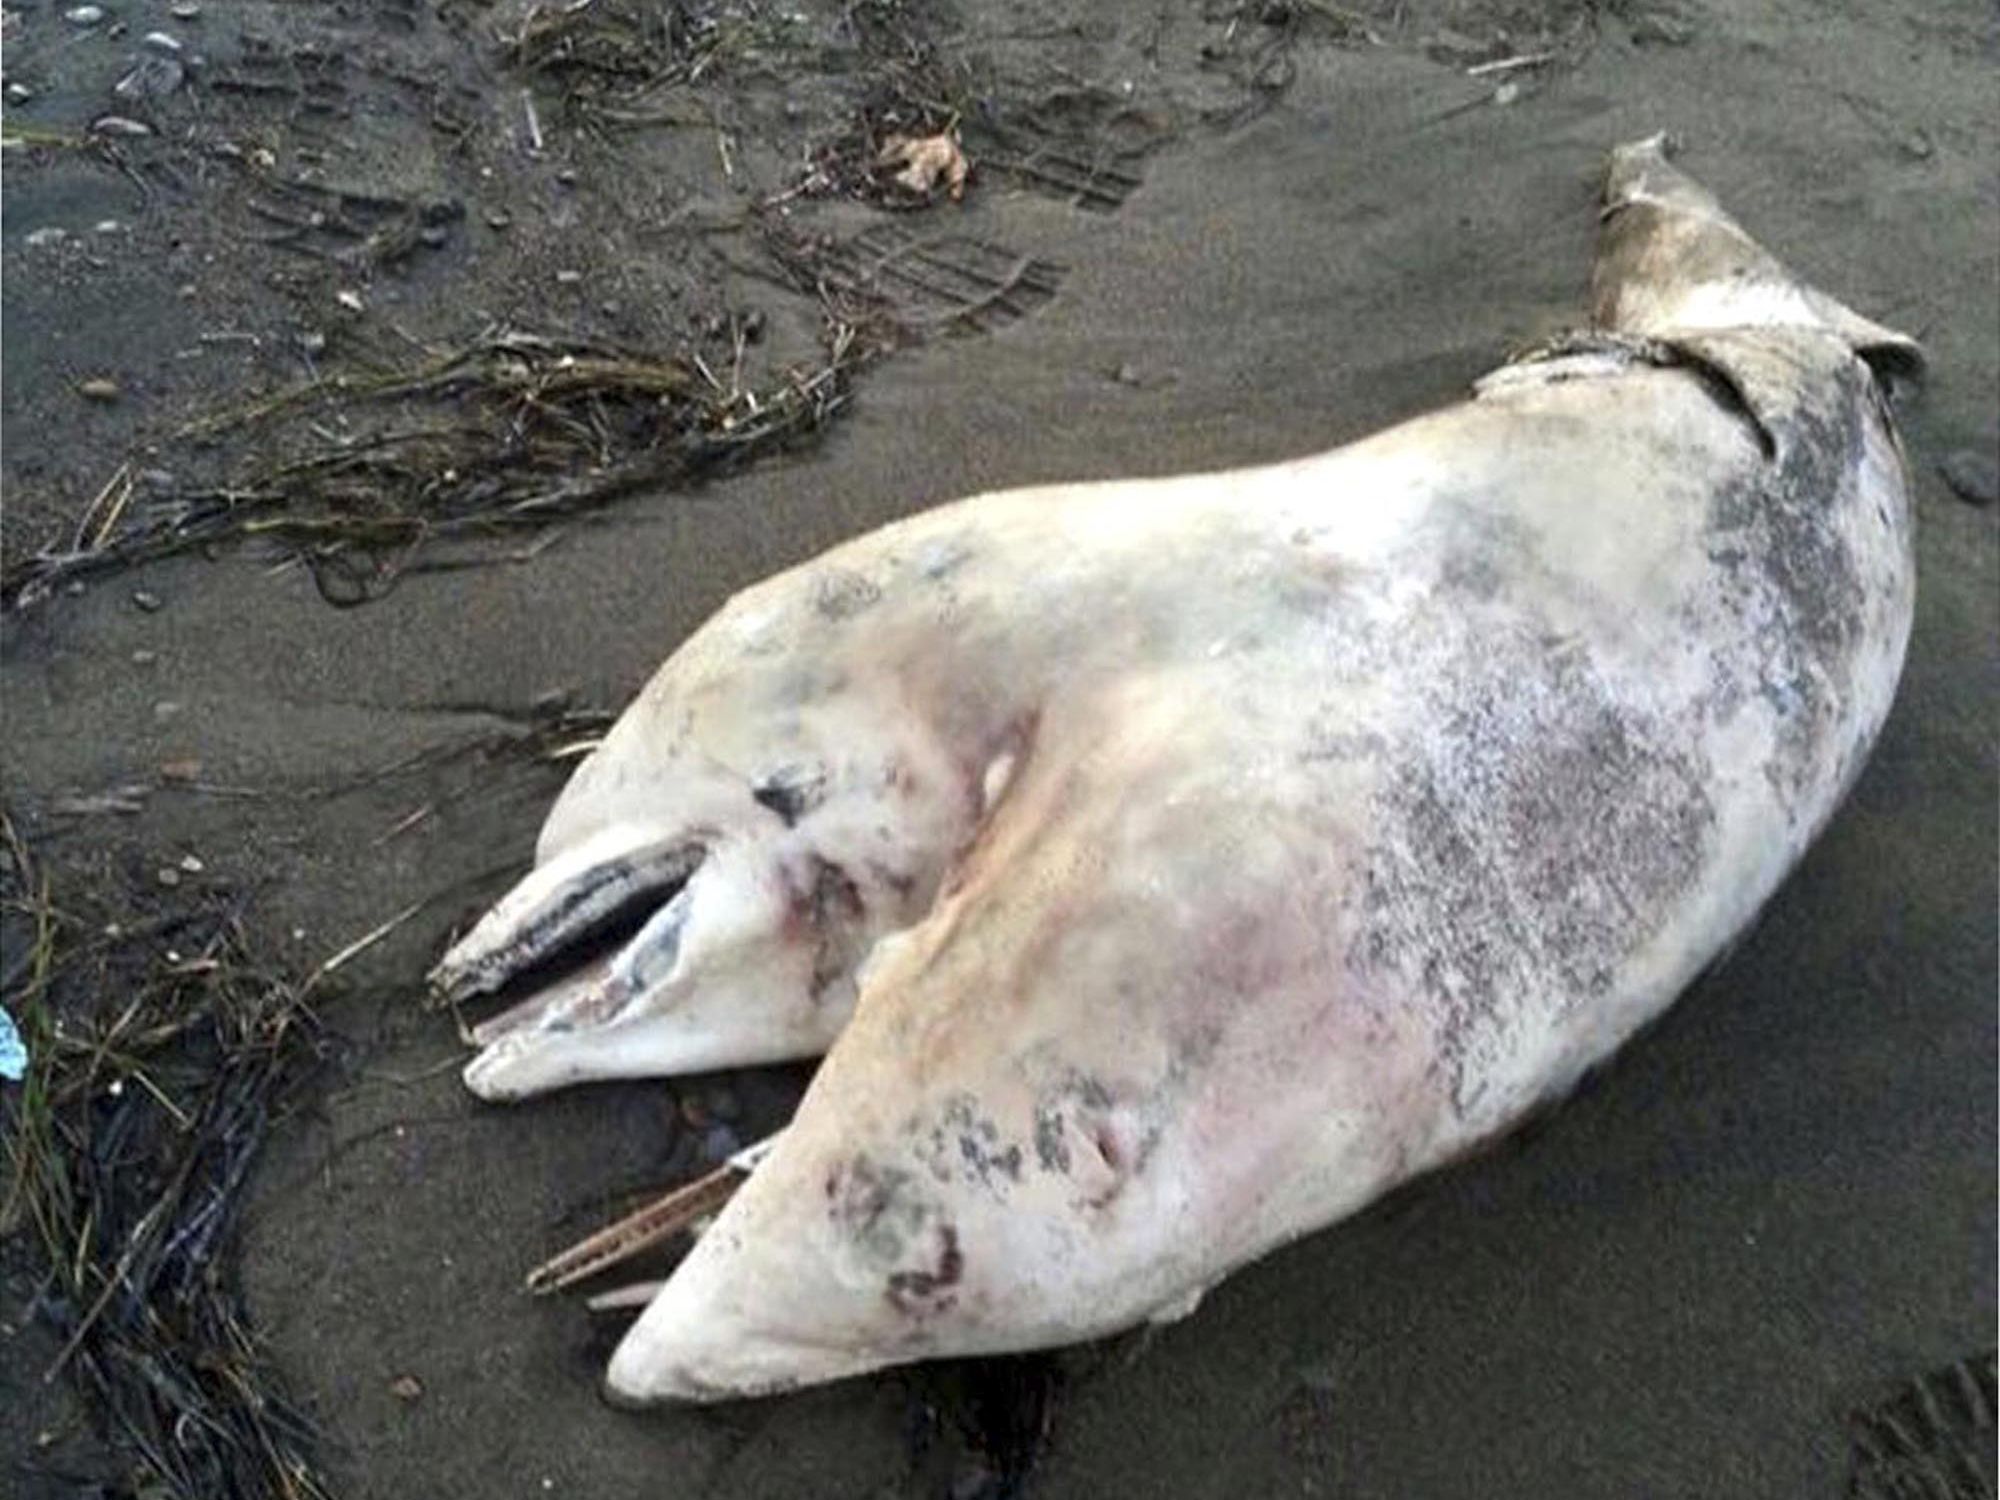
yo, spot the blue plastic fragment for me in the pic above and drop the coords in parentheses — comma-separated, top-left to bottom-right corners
(0, 1007, 24, 1082)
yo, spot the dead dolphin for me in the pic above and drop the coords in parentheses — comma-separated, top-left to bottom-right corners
(430, 137, 1920, 1403)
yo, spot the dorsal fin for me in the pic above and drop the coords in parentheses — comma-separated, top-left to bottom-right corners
(1592, 136, 1923, 403)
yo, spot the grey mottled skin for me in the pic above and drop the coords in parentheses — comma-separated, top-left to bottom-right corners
(429, 139, 1918, 1403)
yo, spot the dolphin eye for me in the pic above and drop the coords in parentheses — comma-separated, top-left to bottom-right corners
(752, 765, 827, 827)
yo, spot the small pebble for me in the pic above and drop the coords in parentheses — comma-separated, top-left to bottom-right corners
(131, 649, 159, 665)
(6, 83, 32, 104)
(1492, 81, 1521, 107)
(65, 5, 105, 25)
(90, 114, 154, 138)
(1113, 361, 1142, 387)
(25, 227, 67, 248)
(159, 758, 203, 781)
(419, 225, 449, 248)
(389, 1374, 424, 1402)
(178, 854, 203, 873)
(1939, 448, 1998, 507)
(138, 467, 176, 491)
(132, 589, 162, 611)
(170, 0, 201, 17)
(1629, 10, 1693, 46)
(554, 268, 582, 285)
(336, 288, 365, 312)
(141, 30, 182, 52)
(94, 219, 125, 234)
(297, 329, 328, 355)
(152, 699, 182, 721)
(700, 1122, 743, 1164)
(78, 378, 122, 402)
(484, 209, 512, 230)
(156, 867, 182, 888)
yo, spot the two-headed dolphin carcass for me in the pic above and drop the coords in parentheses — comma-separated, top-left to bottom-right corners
(431, 137, 1920, 1405)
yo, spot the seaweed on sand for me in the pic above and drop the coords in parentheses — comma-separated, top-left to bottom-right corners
(1, 819, 335, 1500)
(0, 321, 860, 611)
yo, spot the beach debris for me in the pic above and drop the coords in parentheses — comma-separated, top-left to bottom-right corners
(50, 785, 150, 816)
(7, 82, 33, 103)
(1939, 448, 1997, 507)
(0, 1007, 23, 1081)
(525, 1134, 780, 1295)
(65, 4, 104, 24)
(78, 378, 122, 402)
(141, 29, 182, 52)
(3, 323, 860, 610)
(25, 227, 68, 248)
(1466, 51, 1557, 76)
(156, 866, 183, 888)
(875, 130, 969, 199)
(521, 88, 543, 153)
(170, 0, 200, 17)
(335, 288, 365, 312)
(389, 1373, 424, 1402)
(0, 822, 333, 1499)
(131, 588, 162, 610)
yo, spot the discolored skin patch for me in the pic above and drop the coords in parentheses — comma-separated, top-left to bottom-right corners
(1353, 620, 1715, 1119)
(813, 566, 882, 620)
(827, 1153, 930, 1270)
(928, 1095, 1023, 1191)
(789, 855, 866, 1001)
(885, 1225, 964, 1316)
(1694, 348, 1885, 810)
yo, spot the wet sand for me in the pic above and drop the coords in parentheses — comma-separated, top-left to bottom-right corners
(4, 2, 1995, 1496)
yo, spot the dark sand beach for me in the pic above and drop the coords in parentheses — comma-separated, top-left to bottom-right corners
(3, 2, 1994, 1496)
